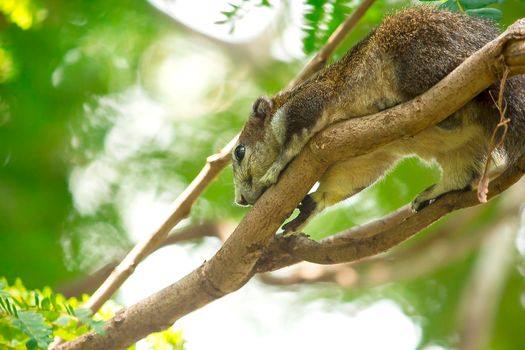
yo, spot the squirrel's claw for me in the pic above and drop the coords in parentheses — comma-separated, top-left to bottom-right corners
(259, 165, 281, 187)
(282, 195, 317, 234)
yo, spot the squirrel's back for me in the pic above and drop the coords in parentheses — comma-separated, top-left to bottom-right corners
(319, 6, 525, 163)
(233, 6, 525, 208)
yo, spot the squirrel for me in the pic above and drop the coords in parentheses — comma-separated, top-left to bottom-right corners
(232, 6, 525, 233)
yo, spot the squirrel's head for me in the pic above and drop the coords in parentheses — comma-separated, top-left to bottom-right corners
(232, 96, 282, 206)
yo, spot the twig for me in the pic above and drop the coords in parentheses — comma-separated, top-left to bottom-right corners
(477, 67, 511, 202)
(82, 1, 376, 314)
(288, 0, 377, 88)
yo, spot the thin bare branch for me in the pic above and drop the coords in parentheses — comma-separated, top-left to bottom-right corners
(288, 0, 377, 87)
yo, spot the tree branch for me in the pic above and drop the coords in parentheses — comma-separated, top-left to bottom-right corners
(258, 188, 523, 287)
(57, 19, 525, 350)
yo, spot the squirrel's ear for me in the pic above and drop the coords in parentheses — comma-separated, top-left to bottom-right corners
(252, 97, 272, 119)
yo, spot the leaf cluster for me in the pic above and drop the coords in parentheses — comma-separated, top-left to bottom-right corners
(0, 278, 105, 349)
(421, 0, 504, 21)
(303, 0, 353, 54)
(0, 278, 185, 350)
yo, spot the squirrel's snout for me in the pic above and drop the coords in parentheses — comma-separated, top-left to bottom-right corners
(236, 194, 248, 206)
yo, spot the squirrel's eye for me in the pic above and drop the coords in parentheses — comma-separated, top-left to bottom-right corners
(234, 144, 245, 162)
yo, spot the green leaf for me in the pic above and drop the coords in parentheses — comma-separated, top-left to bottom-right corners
(459, 0, 503, 8)
(3, 298, 15, 316)
(0, 298, 8, 314)
(87, 319, 106, 335)
(465, 7, 502, 21)
(75, 308, 107, 335)
(40, 298, 50, 310)
(439, 0, 460, 12)
(11, 311, 52, 349)
(0, 281, 6, 290)
(53, 316, 72, 326)
(26, 338, 38, 350)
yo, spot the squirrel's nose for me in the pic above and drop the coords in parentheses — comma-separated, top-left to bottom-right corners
(236, 195, 248, 206)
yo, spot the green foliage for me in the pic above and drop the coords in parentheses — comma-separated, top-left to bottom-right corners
(424, 0, 504, 21)
(0, 0, 46, 30)
(0, 278, 185, 350)
(303, 0, 353, 54)
(0, 278, 102, 349)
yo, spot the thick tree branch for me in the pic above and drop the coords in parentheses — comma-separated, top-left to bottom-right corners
(58, 20, 525, 350)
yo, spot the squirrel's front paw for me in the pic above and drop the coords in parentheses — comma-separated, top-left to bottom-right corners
(282, 195, 317, 234)
(411, 184, 437, 212)
(259, 165, 281, 187)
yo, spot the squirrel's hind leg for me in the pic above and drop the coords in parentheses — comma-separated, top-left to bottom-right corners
(283, 152, 397, 233)
(411, 145, 487, 211)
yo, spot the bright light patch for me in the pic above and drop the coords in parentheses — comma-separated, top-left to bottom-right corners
(149, 0, 277, 43)
(141, 40, 228, 117)
(69, 158, 118, 215)
(120, 241, 422, 350)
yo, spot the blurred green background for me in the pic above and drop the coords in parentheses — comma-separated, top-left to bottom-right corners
(1, 0, 525, 349)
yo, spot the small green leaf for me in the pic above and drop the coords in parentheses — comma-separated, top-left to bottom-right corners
(75, 308, 107, 335)
(50, 294, 58, 311)
(54, 315, 72, 326)
(88, 319, 106, 335)
(12, 311, 52, 349)
(26, 338, 38, 350)
(41, 297, 50, 310)
(459, 0, 503, 8)
(34, 293, 40, 308)
(465, 7, 502, 21)
(0, 298, 8, 314)
(4, 298, 14, 316)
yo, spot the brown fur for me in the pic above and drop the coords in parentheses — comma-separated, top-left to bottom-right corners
(233, 6, 525, 231)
